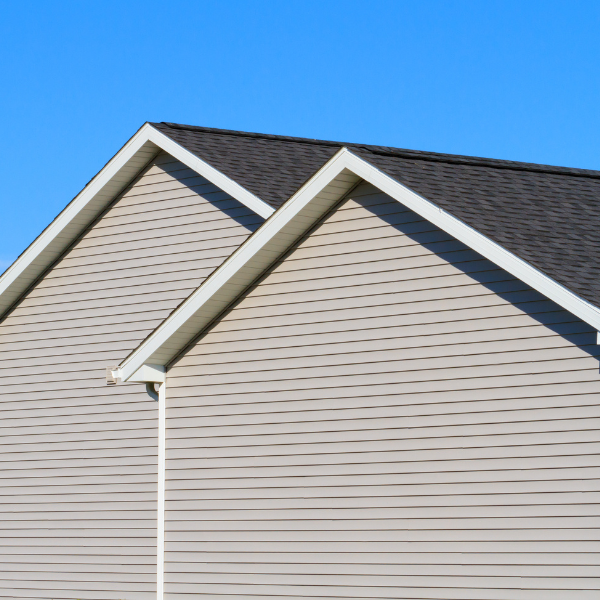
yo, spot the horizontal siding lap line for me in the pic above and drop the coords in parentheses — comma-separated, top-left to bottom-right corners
(0, 431, 158, 447)
(184, 314, 582, 350)
(268, 245, 482, 276)
(158, 583, 600, 599)
(99, 186, 249, 216)
(0, 419, 159, 437)
(215, 279, 534, 315)
(164, 391, 600, 419)
(161, 423, 600, 448)
(3, 297, 191, 328)
(198, 287, 543, 324)
(77, 211, 262, 241)
(166, 361, 600, 392)
(236, 254, 495, 288)
(113, 183, 233, 209)
(79, 206, 256, 237)
(8, 514, 595, 525)
(66, 220, 249, 253)
(5, 458, 600, 481)
(181, 323, 589, 359)
(0, 402, 157, 420)
(237, 266, 517, 298)
(119, 173, 218, 195)
(162, 460, 600, 479)
(165, 382, 600, 411)
(22, 263, 219, 292)
(56, 237, 247, 271)
(58, 222, 255, 255)
(169, 346, 600, 381)
(163, 444, 600, 464)
(9, 277, 203, 307)
(162, 419, 600, 449)
(6, 343, 599, 381)
(114, 189, 245, 214)
(0, 340, 145, 360)
(0, 309, 177, 338)
(3, 436, 595, 461)
(164, 407, 600, 435)
(96, 189, 244, 221)
(10, 283, 199, 311)
(178, 334, 592, 366)
(172, 296, 559, 336)
(163, 452, 600, 472)
(282, 229, 457, 261)
(47, 244, 243, 277)
(4, 300, 186, 329)
(36, 258, 220, 287)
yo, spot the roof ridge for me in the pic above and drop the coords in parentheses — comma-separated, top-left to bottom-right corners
(153, 121, 600, 180)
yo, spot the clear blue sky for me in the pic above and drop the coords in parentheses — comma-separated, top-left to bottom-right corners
(1, 0, 599, 271)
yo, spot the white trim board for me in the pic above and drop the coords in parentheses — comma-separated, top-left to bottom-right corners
(0, 123, 274, 320)
(116, 147, 600, 382)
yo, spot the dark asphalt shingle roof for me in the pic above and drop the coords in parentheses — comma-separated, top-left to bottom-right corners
(151, 121, 600, 310)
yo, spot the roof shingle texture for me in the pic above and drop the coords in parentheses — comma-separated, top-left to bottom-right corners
(152, 122, 600, 309)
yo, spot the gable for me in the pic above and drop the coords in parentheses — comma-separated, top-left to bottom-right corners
(118, 148, 600, 382)
(0, 122, 274, 323)
(172, 181, 597, 384)
(0, 151, 264, 598)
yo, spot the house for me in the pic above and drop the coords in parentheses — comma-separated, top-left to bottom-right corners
(1, 121, 600, 599)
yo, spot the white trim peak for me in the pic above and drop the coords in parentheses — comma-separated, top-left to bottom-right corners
(0, 123, 274, 321)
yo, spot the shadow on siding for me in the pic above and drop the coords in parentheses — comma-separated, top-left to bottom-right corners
(168, 167, 265, 233)
(359, 195, 600, 363)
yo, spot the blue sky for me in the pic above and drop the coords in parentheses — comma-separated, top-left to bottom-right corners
(1, 0, 599, 272)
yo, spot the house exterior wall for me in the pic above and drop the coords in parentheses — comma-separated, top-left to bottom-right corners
(165, 182, 600, 599)
(0, 151, 263, 600)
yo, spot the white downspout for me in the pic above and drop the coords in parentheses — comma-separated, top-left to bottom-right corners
(108, 365, 166, 599)
(157, 381, 166, 600)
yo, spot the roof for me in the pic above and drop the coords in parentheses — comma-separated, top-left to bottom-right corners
(153, 122, 600, 310)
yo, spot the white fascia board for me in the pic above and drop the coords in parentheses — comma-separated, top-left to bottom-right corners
(118, 148, 600, 380)
(118, 147, 360, 381)
(0, 123, 274, 320)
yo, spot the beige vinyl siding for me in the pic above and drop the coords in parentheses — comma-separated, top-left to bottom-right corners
(0, 151, 263, 600)
(165, 181, 600, 599)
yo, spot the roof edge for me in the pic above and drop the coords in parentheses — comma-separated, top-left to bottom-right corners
(154, 121, 600, 180)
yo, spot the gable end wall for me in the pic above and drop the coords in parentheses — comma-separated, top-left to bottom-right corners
(165, 182, 600, 599)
